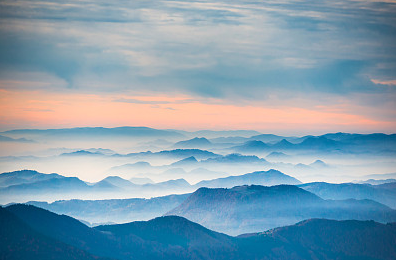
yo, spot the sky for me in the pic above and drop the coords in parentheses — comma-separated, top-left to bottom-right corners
(0, 0, 395, 134)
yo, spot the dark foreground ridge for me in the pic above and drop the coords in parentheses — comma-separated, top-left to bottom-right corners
(2, 204, 396, 260)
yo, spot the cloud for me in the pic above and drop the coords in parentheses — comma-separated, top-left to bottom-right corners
(0, 0, 395, 112)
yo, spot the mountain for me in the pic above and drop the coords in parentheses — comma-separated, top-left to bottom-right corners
(270, 139, 295, 150)
(0, 206, 107, 260)
(99, 176, 137, 189)
(248, 134, 288, 143)
(167, 184, 396, 235)
(233, 140, 269, 152)
(2, 126, 185, 139)
(0, 134, 33, 143)
(265, 151, 291, 160)
(27, 193, 190, 224)
(309, 159, 329, 168)
(121, 149, 220, 160)
(0, 169, 63, 187)
(182, 129, 261, 138)
(156, 149, 220, 160)
(300, 182, 396, 209)
(60, 150, 106, 157)
(5, 204, 119, 259)
(246, 218, 396, 260)
(173, 137, 212, 148)
(357, 179, 396, 185)
(129, 177, 154, 184)
(195, 169, 301, 188)
(202, 153, 268, 164)
(171, 156, 199, 166)
(1, 176, 89, 194)
(95, 216, 236, 260)
(3, 204, 396, 260)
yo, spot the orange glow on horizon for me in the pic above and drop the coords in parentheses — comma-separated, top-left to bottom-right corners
(0, 89, 394, 134)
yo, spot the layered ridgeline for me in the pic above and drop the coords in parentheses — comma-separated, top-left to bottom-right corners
(299, 182, 396, 209)
(2, 204, 396, 260)
(166, 185, 396, 235)
(0, 169, 301, 204)
(28, 194, 190, 225)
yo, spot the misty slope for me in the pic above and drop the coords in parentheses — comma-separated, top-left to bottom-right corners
(173, 137, 212, 149)
(234, 133, 396, 154)
(28, 193, 190, 224)
(0, 169, 64, 187)
(3, 204, 396, 260)
(300, 182, 396, 209)
(195, 169, 301, 188)
(167, 185, 396, 235)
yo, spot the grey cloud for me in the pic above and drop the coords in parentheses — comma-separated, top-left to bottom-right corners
(0, 0, 395, 102)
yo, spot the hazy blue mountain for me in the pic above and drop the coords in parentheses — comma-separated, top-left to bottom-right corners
(265, 151, 291, 161)
(195, 169, 301, 188)
(2, 126, 185, 139)
(129, 177, 154, 184)
(0, 206, 107, 260)
(356, 179, 396, 185)
(144, 178, 191, 190)
(109, 161, 154, 173)
(99, 176, 137, 189)
(27, 193, 190, 224)
(0, 170, 63, 187)
(1, 176, 89, 194)
(182, 129, 261, 138)
(209, 136, 249, 144)
(202, 153, 268, 164)
(309, 159, 329, 168)
(0, 134, 33, 143)
(233, 140, 269, 152)
(173, 137, 212, 149)
(171, 156, 199, 166)
(167, 185, 396, 235)
(122, 149, 220, 160)
(3, 204, 396, 260)
(298, 136, 340, 150)
(248, 134, 288, 143)
(60, 150, 106, 157)
(300, 182, 396, 209)
(270, 139, 295, 150)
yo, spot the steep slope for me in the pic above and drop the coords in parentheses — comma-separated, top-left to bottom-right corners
(260, 219, 396, 260)
(5, 204, 118, 259)
(3, 204, 396, 260)
(0, 206, 110, 260)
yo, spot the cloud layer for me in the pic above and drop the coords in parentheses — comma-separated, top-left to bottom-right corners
(0, 0, 395, 131)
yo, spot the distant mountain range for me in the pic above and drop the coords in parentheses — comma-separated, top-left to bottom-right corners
(173, 137, 213, 149)
(300, 182, 396, 209)
(167, 185, 396, 235)
(2, 204, 396, 260)
(0, 169, 303, 204)
(234, 133, 396, 154)
(194, 169, 301, 188)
